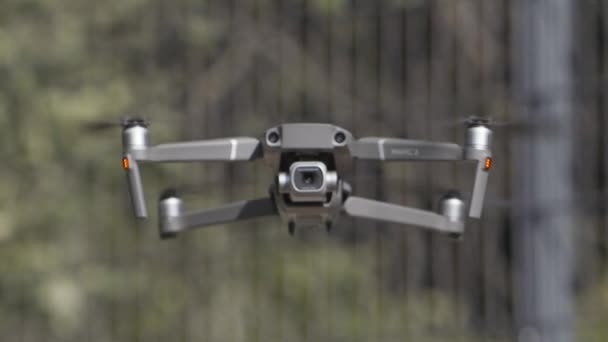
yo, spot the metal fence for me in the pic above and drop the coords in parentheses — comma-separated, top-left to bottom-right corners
(2, 0, 608, 341)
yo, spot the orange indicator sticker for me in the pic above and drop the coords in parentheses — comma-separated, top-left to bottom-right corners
(122, 157, 130, 170)
(484, 157, 492, 171)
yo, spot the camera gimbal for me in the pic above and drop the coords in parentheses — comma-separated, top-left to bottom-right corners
(121, 120, 492, 239)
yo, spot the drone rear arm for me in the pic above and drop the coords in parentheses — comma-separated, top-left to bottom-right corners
(343, 196, 464, 234)
(158, 196, 277, 238)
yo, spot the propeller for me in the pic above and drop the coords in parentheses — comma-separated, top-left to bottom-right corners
(82, 113, 212, 138)
(464, 116, 515, 127)
(82, 116, 149, 133)
(435, 115, 523, 129)
(436, 115, 559, 135)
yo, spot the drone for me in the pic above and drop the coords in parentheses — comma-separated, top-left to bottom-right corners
(119, 118, 492, 239)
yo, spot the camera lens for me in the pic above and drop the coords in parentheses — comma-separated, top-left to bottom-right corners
(268, 131, 280, 144)
(334, 132, 346, 144)
(303, 171, 316, 185)
(293, 167, 324, 191)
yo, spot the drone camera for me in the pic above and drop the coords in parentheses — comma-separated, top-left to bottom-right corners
(293, 166, 325, 191)
(277, 161, 338, 203)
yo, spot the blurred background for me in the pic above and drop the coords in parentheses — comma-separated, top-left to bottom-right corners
(1, 0, 607, 341)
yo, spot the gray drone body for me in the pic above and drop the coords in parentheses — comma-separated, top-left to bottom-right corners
(121, 121, 492, 239)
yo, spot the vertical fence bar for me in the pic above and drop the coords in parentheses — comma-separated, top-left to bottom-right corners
(512, 0, 575, 341)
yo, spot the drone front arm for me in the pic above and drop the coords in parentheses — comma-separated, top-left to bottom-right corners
(123, 154, 147, 218)
(159, 196, 278, 238)
(343, 197, 464, 234)
(465, 149, 492, 218)
(123, 137, 262, 219)
(131, 137, 262, 162)
(351, 132, 492, 219)
(351, 138, 463, 161)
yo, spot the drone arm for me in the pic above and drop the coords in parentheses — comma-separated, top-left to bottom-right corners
(159, 196, 278, 238)
(123, 154, 148, 218)
(351, 138, 463, 161)
(351, 134, 492, 219)
(123, 137, 262, 219)
(465, 149, 492, 218)
(343, 197, 464, 234)
(132, 137, 263, 162)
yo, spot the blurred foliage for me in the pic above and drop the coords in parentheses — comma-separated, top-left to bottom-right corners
(0, 0, 477, 340)
(0, 0, 606, 341)
(578, 275, 608, 342)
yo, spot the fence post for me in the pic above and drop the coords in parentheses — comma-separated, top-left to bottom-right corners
(512, 1, 575, 341)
